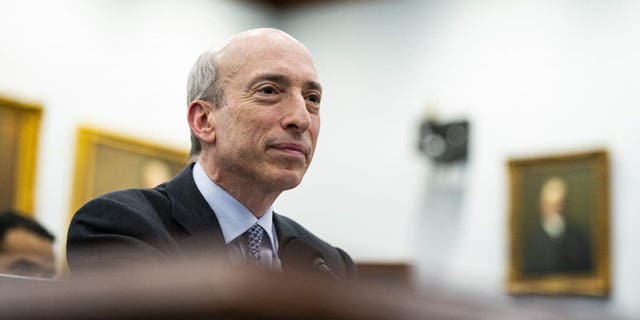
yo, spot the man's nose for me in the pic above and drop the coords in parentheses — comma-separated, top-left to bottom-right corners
(281, 93, 311, 133)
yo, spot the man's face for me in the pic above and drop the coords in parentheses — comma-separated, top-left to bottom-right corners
(210, 33, 322, 193)
(0, 228, 55, 278)
(539, 178, 568, 218)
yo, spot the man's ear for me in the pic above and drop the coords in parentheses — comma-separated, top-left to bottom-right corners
(187, 100, 216, 144)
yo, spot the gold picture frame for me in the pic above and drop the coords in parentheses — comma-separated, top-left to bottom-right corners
(70, 127, 188, 216)
(507, 150, 610, 296)
(0, 96, 42, 216)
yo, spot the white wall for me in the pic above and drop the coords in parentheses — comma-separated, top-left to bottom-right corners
(277, 0, 640, 316)
(1, 0, 639, 316)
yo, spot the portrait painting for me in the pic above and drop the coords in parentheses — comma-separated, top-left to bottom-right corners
(507, 150, 610, 296)
(70, 127, 188, 215)
(0, 96, 42, 216)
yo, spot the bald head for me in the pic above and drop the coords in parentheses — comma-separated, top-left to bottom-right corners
(216, 28, 312, 60)
(186, 28, 317, 161)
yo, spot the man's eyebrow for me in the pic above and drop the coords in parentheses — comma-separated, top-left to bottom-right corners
(305, 80, 322, 93)
(246, 73, 290, 90)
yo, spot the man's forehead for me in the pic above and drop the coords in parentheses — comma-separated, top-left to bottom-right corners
(214, 29, 319, 89)
(2, 228, 53, 255)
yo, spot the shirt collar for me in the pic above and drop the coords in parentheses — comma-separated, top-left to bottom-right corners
(192, 162, 275, 247)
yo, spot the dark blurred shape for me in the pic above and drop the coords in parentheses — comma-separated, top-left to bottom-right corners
(356, 262, 413, 287)
(0, 210, 55, 278)
(0, 258, 628, 320)
(418, 120, 469, 163)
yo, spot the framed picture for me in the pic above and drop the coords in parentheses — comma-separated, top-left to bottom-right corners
(70, 127, 188, 215)
(0, 96, 42, 216)
(507, 150, 610, 296)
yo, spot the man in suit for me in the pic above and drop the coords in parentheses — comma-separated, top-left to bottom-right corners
(67, 28, 357, 280)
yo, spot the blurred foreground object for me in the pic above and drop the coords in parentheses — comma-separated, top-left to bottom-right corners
(0, 210, 55, 278)
(0, 258, 627, 320)
(356, 262, 413, 287)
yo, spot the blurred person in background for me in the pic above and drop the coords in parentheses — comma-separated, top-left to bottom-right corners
(0, 210, 55, 278)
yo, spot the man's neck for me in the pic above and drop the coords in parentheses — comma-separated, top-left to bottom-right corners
(197, 161, 280, 218)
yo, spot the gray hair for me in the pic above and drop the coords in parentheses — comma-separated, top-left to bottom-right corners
(186, 49, 224, 162)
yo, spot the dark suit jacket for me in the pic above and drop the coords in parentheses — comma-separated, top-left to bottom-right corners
(522, 221, 593, 275)
(67, 165, 357, 280)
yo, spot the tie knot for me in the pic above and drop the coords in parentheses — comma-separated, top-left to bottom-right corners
(247, 224, 264, 262)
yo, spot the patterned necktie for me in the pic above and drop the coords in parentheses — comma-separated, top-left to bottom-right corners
(246, 224, 264, 264)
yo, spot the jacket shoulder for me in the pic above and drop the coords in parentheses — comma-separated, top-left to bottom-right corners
(67, 187, 179, 272)
(71, 187, 172, 228)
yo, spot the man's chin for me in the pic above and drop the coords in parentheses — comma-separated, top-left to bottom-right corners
(268, 169, 306, 191)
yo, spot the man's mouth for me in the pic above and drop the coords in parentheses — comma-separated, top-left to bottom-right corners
(269, 143, 308, 159)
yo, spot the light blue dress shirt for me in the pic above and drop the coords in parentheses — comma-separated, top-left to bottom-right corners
(192, 162, 281, 270)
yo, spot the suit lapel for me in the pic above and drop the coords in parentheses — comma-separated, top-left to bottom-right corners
(273, 213, 301, 245)
(165, 165, 228, 259)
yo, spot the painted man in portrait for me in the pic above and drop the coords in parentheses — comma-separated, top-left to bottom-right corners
(522, 177, 593, 275)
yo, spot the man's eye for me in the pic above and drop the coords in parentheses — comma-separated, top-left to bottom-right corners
(306, 94, 321, 104)
(258, 86, 277, 94)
